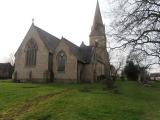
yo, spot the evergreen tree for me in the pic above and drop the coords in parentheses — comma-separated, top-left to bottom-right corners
(124, 61, 139, 81)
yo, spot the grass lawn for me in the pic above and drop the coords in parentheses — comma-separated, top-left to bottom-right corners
(0, 80, 160, 120)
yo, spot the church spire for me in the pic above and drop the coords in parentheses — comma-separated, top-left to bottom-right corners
(90, 0, 105, 36)
(89, 0, 106, 48)
(93, 0, 103, 26)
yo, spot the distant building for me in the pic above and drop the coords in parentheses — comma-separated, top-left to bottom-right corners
(150, 73, 160, 81)
(0, 63, 14, 79)
(13, 1, 109, 83)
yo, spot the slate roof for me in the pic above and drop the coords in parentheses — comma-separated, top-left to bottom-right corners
(35, 26, 60, 53)
(80, 46, 93, 63)
(35, 27, 93, 63)
(0, 63, 13, 73)
(0, 63, 11, 68)
(62, 38, 93, 63)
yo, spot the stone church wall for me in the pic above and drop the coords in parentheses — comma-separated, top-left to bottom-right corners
(82, 64, 94, 83)
(14, 27, 48, 82)
(96, 61, 105, 78)
(53, 41, 77, 83)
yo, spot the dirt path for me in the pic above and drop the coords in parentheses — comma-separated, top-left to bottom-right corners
(0, 88, 72, 120)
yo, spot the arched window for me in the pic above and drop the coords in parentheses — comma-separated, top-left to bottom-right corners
(25, 39, 38, 66)
(57, 51, 66, 71)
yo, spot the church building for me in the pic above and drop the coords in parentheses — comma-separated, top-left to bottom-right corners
(13, 1, 109, 83)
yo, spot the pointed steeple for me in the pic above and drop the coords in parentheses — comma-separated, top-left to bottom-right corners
(90, 0, 105, 36)
(80, 41, 86, 47)
(93, 0, 103, 26)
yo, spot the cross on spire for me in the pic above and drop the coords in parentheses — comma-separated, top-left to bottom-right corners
(32, 18, 34, 25)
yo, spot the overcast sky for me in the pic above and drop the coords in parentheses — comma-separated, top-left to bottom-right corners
(0, 0, 111, 63)
(0, 0, 159, 73)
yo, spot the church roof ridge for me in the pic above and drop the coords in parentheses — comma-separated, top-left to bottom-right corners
(61, 37, 79, 48)
(61, 37, 93, 63)
(34, 25, 60, 53)
(34, 25, 60, 40)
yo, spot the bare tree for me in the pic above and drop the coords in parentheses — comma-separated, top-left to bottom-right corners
(104, 43, 126, 89)
(108, 48, 126, 81)
(109, 0, 160, 67)
(105, 51, 115, 89)
(113, 57, 125, 80)
(7, 53, 15, 66)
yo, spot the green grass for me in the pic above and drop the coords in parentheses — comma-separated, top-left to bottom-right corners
(0, 80, 160, 120)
